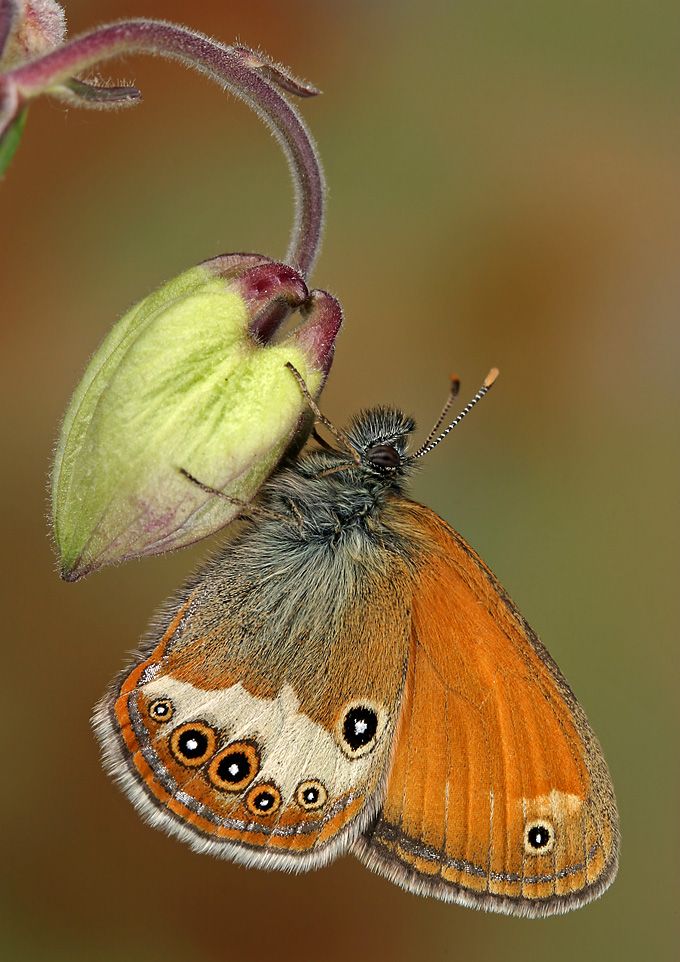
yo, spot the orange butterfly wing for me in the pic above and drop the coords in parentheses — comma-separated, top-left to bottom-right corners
(355, 501, 619, 916)
(94, 553, 413, 873)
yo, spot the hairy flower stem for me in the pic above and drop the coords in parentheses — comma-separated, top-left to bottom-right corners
(5, 18, 325, 276)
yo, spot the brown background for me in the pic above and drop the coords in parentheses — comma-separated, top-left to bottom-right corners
(1, 2, 678, 960)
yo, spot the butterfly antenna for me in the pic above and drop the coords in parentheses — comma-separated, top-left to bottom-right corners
(419, 374, 461, 449)
(285, 362, 361, 464)
(408, 368, 499, 460)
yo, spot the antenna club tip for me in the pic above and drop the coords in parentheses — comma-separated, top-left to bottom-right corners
(449, 374, 461, 395)
(484, 367, 500, 388)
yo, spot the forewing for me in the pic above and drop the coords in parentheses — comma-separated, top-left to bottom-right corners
(94, 549, 412, 871)
(355, 502, 619, 916)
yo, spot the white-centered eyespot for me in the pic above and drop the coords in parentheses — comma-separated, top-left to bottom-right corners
(335, 700, 384, 759)
(208, 741, 260, 792)
(245, 782, 282, 817)
(295, 779, 328, 811)
(169, 721, 216, 768)
(148, 698, 174, 723)
(524, 819, 556, 855)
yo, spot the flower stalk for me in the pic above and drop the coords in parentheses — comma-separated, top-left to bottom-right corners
(2, 18, 325, 275)
(4, 9, 340, 578)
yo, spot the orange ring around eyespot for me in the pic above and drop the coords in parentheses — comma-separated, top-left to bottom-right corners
(295, 779, 328, 811)
(169, 722, 216, 768)
(207, 741, 260, 792)
(147, 698, 174, 723)
(245, 782, 282, 817)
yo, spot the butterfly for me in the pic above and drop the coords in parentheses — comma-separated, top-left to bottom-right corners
(94, 364, 619, 917)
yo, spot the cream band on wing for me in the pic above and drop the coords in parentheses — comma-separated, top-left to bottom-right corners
(135, 675, 388, 806)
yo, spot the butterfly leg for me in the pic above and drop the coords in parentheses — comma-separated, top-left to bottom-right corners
(285, 497, 307, 533)
(178, 468, 286, 523)
(285, 362, 360, 463)
(311, 427, 336, 452)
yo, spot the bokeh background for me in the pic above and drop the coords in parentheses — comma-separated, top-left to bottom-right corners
(2, 2, 678, 960)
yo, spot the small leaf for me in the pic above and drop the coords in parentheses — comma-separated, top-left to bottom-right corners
(0, 104, 27, 176)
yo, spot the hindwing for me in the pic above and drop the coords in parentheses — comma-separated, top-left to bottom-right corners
(95, 539, 412, 870)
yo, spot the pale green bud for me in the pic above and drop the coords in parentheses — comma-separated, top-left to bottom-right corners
(52, 254, 342, 580)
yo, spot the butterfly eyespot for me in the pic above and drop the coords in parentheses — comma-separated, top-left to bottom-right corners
(207, 741, 260, 792)
(295, 779, 328, 811)
(524, 819, 555, 855)
(169, 722, 216, 768)
(245, 783, 282, 817)
(148, 698, 174, 723)
(337, 702, 382, 758)
(366, 444, 400, 470)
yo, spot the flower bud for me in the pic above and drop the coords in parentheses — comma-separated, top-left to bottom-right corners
(52, 254, 342, 580)
(1, 1, 67, 69)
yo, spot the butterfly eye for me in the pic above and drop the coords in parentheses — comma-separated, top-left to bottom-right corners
(337, 702, 381, 758)
(148, 698, 174, 723)
(208, 741, 260, 792)
(524, 819, 555, 855)
(169, 722, 217, 767)
(246, 783, 282, 817)
(295, 779, 328, 811)
(366, 444, 401, 470)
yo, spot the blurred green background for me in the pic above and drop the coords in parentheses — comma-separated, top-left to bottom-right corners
(2, 2, 678, 960)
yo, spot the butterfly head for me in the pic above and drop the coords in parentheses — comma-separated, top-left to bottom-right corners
(295, 369, 499, 499)
(347, 407, 416, 480)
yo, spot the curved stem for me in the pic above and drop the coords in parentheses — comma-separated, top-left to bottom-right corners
(0, 70, 18, 130)
(7, 19, 325, 276)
